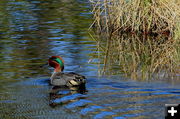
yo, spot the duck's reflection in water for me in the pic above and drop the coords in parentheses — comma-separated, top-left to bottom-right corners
(49, 85, 87, 107)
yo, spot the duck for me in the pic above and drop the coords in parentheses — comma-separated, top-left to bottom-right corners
(48, 56, 86, 87)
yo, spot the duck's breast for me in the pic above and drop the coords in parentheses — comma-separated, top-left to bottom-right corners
(50, 72, 67, 86)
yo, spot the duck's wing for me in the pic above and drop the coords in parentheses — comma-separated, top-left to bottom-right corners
(62, 72, 86, 87)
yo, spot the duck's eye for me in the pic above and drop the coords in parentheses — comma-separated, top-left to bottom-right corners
(50, 57, 57, 61)
(50, 57, 64, 68)
(51, 58, 62, 64)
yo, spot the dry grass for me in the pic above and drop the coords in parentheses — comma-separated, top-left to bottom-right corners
(90, 0, 180, 35)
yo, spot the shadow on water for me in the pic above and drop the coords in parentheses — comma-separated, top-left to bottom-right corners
(49, 85, 87, 108)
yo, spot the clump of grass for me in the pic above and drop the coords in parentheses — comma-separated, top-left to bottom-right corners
(89, 0, 180, 79)
(90, 0, 180, 35)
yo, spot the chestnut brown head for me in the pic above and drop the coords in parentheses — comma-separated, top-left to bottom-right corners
(48, 56, 64, 72)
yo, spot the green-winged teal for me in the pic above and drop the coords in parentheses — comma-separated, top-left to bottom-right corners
(48, 56, 86, 87)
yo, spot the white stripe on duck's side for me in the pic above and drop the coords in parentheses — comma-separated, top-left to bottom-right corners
(68, 80, 79, 86)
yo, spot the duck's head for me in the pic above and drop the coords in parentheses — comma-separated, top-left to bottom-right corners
(48, 56, 64, 72)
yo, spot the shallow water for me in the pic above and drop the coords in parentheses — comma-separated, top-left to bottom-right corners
(0, 0, 180, 119)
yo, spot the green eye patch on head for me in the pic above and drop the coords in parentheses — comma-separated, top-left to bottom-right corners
(50, 57, 64, 68)
(54, 58, 64, 68)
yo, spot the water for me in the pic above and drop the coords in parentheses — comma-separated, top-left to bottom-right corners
(0, 0, 180, 119)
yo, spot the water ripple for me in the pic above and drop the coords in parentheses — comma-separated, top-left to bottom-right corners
(94, 111, 116, 119)
(80, 105, 105, 115)
(66, 99, 92, 109)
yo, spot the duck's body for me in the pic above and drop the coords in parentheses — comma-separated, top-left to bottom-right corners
(48, 56, 86, 87)
(50, 72, 86, 87)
